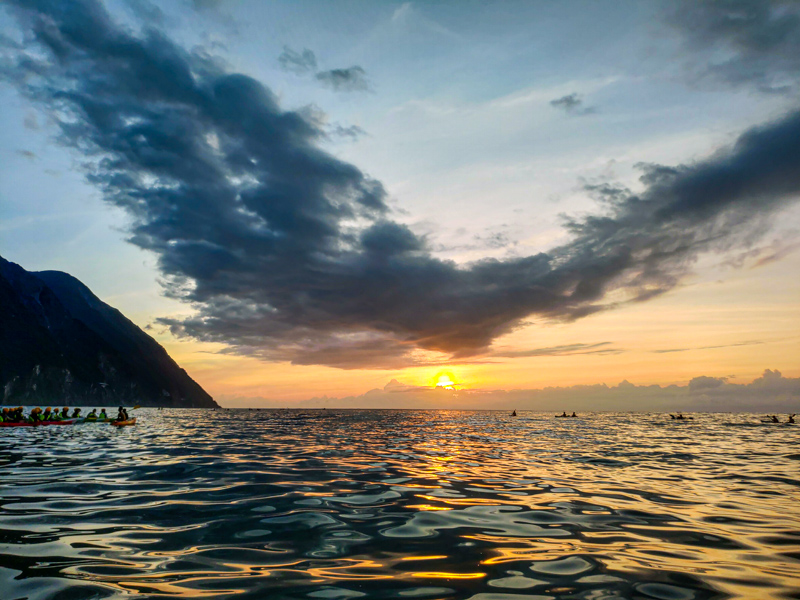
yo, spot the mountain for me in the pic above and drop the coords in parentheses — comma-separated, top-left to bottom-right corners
(0, 255, 217, 407)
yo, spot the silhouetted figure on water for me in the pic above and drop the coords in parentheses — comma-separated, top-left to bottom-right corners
(511, 410, 517, 417)
(670, 413, 693, 420)
(789, 414, 796, 424)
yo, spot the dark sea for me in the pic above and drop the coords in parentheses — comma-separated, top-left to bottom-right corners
(1, 409, 799, 600)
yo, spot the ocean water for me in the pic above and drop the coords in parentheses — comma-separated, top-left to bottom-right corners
(1, 409, 798, 600)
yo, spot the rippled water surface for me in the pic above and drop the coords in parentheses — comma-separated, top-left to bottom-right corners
(1, 410, 799, 600)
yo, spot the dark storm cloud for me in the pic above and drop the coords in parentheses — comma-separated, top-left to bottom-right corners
(665, 0, 800, 93)
(316, 66, 371, 92)
(3, 0, 800, 369)
(549, 93, 595, 115)
(277, 46, 317, 75)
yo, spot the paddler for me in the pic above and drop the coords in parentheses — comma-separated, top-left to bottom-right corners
(0, 408, 6, 423)
(28, 407, 43, 423)
(60, 407, 70, 419)
(85, 409, 98, 422)
(98, 408, 108, 420)
(42, 407, 53, 421)
(115, 406, 129, 421)
(70, 408, 82, 419)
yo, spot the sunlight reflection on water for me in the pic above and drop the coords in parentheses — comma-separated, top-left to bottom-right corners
(1, 409, 799, 599)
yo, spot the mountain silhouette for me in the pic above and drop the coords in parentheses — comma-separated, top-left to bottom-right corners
(0, 255, 217, 407)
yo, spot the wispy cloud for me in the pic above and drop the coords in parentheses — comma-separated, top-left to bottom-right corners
(279, 45, 371, 93)
(550, 92, 596, 115)
(277, 46, 317, 75)
(315, 66, 371, 92)
(653, 340, 764, 354)
(15, 149, 37, 160)
(492, 342, 621, 358)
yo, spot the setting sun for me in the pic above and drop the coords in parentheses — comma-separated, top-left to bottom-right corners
(434, 373, 457, 390)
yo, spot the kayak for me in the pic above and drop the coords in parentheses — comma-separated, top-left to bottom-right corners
(0, 420, 75, 427)
(111, 418, 136, 427)
(78, 418, 115, 424)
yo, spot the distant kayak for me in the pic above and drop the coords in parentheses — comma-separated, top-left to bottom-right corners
(111, 418, 136, 427)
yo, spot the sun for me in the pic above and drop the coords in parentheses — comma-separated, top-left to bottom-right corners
(434, 372, 457, 390)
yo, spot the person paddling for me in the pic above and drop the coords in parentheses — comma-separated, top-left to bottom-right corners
(70, 408, 82, 419)
(116, 406, 129, 421)
(788, 414, 796, 424)
(60, 407, 70, 419)
(98, 408, 108, 420)
(571, 412, 577, 417)
(560, 411, 568, 417)
(85, 409, 98, 422)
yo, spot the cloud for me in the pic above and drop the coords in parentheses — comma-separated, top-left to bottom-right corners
(688, 375, 727, 392)
(315, 66, 371, 92)
(15, 149, 37, 160)
(125, 0, 165, 25)
(665, 0, 800, 93)
(754, 238, 800, 266)
(277, 46, 317, 75)
(329, 124, 367, 141)
(549, 93, 595, 115)
(279, 45, 370, 93)
(3, 0, 800, 369)
(190, 0, 225, 11)
(653, 340, 764, 354)
(222, 369, 800, 411)
(491, 342, 621, 358)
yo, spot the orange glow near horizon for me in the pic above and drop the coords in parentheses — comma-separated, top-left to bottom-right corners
(150, 251, 800, 405)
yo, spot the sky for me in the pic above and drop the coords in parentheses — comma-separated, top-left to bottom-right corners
(1, 0, 799, 408)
